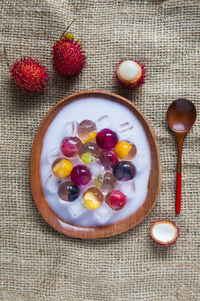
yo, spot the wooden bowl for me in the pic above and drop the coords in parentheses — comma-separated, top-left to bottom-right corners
(30, 91, 161, 239)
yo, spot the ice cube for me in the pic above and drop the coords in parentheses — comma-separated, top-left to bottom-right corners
(46, 147, 62, 163)
(93, 203, 114, 224)
(132, 154, 149, 172)
(64, 121, 79, 137)
(90, 161, 104, 177)
(68, 199, 86, 219)
(96, 115, 111, 131)
(45, 175, 60, 194)
(118, 181, 135, 198)
(117, 121, 134, 139)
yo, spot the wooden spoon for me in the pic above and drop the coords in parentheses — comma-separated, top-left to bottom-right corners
(167, 99, 196, 214)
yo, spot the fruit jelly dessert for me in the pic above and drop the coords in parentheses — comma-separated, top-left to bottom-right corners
(94, 172, 116, 193)
(79, 142, 100, 164)
(105, 190, 127, 210)
(83, 187, 103, 210)
(71, 164, 92, 186)
(99, 150, 118, 170)
(113, 161, 136, 181)
(58, 181, 80, 202)
(52, 158, 73, 178)
(114, 140, 137, 160)
(96, 128, 118, 150)
(61, 136, 82, 157)
(77, 120, 97, 141)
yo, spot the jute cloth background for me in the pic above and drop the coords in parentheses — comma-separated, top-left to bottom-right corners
(0, 0, 200, 300)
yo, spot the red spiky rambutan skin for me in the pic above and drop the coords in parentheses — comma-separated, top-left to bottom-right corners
(52, 39, 86, 77)
(115, 60, 146, 90)
(10, 57, 49, 93)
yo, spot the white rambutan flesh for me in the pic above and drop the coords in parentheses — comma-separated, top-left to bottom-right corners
(150, 220, 179, 246)
(117, 60, 142, 83)
(115, 60, 146, 89)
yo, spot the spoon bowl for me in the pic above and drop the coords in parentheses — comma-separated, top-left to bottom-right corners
(167, 98, 196, 214)
(167, 99, 196, 134)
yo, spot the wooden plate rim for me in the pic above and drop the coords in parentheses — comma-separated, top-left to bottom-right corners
(30, 90, 161, 239)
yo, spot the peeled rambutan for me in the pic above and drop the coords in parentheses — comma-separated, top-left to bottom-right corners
(115, 60, 146, 90)
(53, 25, 86, 77)
(10, 56, 49, 93)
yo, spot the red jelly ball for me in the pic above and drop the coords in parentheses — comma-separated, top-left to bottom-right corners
(61, 137, 82, 157)
(99, 150, 118, 170)
(96, 128, 118, 150)
(106, 190, 127, 210)
(71, 165, 92, 186)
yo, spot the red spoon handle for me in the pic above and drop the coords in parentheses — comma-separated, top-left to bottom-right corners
(176, 173, 182, 214)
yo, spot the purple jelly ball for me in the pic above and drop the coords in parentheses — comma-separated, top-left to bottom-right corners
(99, 150, 118, 170)
(113, 161, 136, 181)
(71, 165, 92, 186)
(96, 128, 118, 150)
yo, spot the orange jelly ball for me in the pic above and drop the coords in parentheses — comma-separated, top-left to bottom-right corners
(114, 141, 137, 160)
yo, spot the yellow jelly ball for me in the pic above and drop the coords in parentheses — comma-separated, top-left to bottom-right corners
(83, 198, 101, 210)
(83, 188, 103, 210)
(52, 159, 73, 178)
(80, 152, 94, 164)
(82, 131, 97, 143)
(114, 141, 132, 160)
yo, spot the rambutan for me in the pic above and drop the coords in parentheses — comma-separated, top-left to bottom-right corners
(9, 56, 49, 93)
(52, 21, 86, 77)
(115, 60, 146, 90)
(150, 220, 179, 247)
(3, 46, 49, 93)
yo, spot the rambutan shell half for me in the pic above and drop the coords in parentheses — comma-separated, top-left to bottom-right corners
(150, 220, 179, 247)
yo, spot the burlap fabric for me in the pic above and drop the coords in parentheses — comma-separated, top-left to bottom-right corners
(1, 0, 200, 300)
